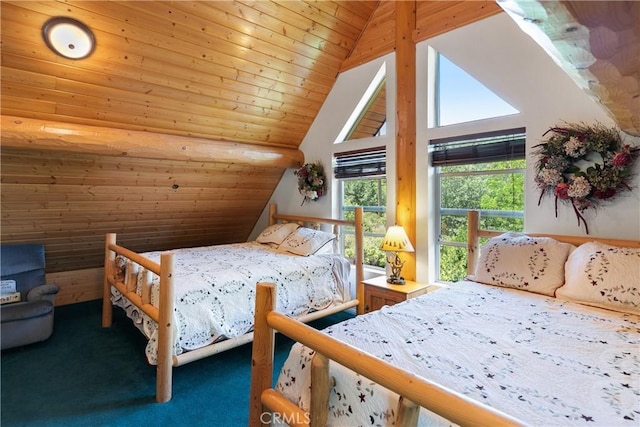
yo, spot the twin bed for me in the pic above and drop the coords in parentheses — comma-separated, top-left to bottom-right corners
(250, 211, 640, 426)
(102, 204, 364, 403)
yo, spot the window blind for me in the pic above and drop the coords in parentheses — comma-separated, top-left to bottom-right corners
(430, 127, 525, 167)
(333, 146, 386, 179)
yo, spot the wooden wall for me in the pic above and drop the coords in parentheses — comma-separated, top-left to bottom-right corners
(1, 143, 287, 305)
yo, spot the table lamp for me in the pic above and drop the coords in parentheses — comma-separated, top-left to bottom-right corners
(380, 225, 414, 285)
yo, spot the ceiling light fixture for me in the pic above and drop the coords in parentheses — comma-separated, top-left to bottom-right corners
(42, 17, 95, 59)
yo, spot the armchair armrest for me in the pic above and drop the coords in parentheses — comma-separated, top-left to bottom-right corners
(27, 284, 60, 303)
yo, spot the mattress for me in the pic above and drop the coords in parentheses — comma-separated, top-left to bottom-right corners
(112, 241, 351, 364)
(275, 280, 640, 426)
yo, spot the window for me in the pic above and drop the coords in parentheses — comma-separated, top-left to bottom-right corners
(346, 79, 387, 140)
(430, 128, 526, 282)
(435, 53, 518, 127)
(335, 63, 386, 143)
(334, 147, 387, 268)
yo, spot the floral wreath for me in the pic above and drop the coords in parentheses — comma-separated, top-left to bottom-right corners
(534, 122, 639, 234)
(294, 161, 327, 205)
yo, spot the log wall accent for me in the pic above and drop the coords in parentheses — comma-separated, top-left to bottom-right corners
(498, 1, 640, 136)
(2, 116, 304, 168)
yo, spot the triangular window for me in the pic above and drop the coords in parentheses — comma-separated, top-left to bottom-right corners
(436, 53, 518, 127)
(335, 63, 386, 143)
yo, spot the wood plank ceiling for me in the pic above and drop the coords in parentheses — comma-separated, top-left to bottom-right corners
(2, 1, 378, 146)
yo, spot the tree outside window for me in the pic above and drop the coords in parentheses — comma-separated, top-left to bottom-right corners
(342, 178, 387, 268)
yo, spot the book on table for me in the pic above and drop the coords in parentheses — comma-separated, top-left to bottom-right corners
(0, 291, 21, 304)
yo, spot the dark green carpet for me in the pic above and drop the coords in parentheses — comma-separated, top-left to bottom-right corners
(1, 300, 354, 426)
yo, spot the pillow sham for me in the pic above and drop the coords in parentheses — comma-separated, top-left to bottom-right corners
(556, 242, 640, 314)
(255, 222, 300, 245)
(279, 227, 335, 256)
(472, 232, 575, 296)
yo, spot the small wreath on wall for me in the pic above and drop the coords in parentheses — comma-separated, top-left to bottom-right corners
(534, 122, 639, 234)
(294, 161, 327, 205)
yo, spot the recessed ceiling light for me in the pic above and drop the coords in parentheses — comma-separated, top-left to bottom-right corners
(42, 17, 95, 60)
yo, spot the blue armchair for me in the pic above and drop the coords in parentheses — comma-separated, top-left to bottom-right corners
(1, 243, 59, 350)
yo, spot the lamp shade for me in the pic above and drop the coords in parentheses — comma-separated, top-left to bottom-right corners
(380, 226, 414, 253)
(43, 17, 95, 59)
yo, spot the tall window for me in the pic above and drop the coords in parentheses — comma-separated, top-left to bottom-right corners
(335, 63, 386, 142)
(430, 129, 526, 282)
(334, 147, 387, 268)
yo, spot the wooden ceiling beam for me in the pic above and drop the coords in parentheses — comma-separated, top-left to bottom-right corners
(1, 115, 304, 168)
(395, 1, 417, 282)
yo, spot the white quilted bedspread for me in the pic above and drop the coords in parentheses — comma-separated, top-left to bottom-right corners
(112, 242, 350, 364)
(276, 280, 640, 426)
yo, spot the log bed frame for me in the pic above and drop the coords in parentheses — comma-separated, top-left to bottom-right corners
(249, 210, 640, 427)
(101, 203, 364, 403)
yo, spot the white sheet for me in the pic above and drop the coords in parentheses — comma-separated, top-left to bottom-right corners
(112, 241, 351, 364)
(275, 280, 640, 426)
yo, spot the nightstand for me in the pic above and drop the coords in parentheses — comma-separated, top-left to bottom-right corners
(362, 275, 440, 313)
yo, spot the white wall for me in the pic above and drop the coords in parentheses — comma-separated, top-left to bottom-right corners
(249, 53, 397, 239)
(252, 12, 640, 284)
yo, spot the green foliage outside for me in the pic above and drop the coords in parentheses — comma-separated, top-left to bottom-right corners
(438, 160, 525, 282)
(342, 178, 387, 268)
(339, 159, 524, 279)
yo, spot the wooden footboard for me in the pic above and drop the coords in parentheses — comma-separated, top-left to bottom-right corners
(249, 282, 523, 427)
(102, 233, 176, 403)
(102, 203, 364, 403)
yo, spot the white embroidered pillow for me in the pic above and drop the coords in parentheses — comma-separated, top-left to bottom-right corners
(472, 232, 575, 296)
(556, 242, 640, 314)
(255, 222, 300, 245)
(279, 227, 335, 256)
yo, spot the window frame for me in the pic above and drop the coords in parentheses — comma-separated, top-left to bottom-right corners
(339, 176, 387, 270)
(430, 129, 526, 282)
(335, 147, 387, 269)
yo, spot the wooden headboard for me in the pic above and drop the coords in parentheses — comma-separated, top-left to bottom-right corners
(267, 203, 365, 314)
(466, 210, 640, 276)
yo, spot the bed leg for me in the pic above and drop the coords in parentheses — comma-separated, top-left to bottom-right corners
(156, 252, 175, 403)
(396, 396, 420, 427)
(354, 206, 364, 315)
(310, 353, 332, 427)
(268, 203, 277, 226)
(250, 282, 276, 427)
(467, 210, 480, 276)
(102, 233, 116, 328)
